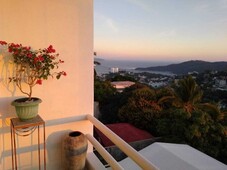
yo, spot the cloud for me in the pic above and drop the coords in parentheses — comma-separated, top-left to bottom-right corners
(95, 12, 119, 33)
(106, 18, 119, 33)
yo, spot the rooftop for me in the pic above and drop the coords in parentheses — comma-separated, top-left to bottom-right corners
(95, 123, 154, 147)
(111, 81, 135, 92)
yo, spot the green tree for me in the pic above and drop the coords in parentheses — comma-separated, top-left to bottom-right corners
(99, 83, 148, 124)
(95, 75, 227, 164)
(155, 76, 227, 163)
(94, 79, 121, 123)
(118, 86, 172, 131)
(94, 79, 116, 103)
(110, 74, 136, 82)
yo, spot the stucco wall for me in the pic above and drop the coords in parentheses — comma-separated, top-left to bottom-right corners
(0, 0, 93, 169)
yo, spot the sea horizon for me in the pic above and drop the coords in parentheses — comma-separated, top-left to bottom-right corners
(94, 57, 176, 76)
(95, 58, 174, 69)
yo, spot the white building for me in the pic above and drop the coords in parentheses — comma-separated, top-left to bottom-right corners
(110, 67, 119, 73)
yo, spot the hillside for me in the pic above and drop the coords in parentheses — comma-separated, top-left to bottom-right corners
(136, 60, 227, 75)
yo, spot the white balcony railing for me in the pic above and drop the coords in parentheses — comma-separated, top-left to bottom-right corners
(86, 114, 159, 170)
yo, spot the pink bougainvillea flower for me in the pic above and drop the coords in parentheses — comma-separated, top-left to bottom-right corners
(34, 57, 39, 63)
(0, 41, 7, 45)
(36, 79, 42, 85)
(47, 45, 56, 53)
(23, 46, 31, 51)
(8, 48, 13, 53)
(1, 40, 65, 99)
(38, 55, 44, 62)
(27, 53, 33, 58)
(34, 55, 44, 63)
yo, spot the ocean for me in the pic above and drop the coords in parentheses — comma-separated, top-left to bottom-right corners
(94, 58, 175, 76)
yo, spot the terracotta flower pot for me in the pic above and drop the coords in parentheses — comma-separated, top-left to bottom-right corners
(63, 131, 88, 170)
(11, 97, 42, 121)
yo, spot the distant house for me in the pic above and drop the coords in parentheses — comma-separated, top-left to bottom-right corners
(111, 81, 135, 92)
(219, 80, 226, 87)
(215, 79, 227, 88)
(149, 81, 167, 88)
(188, 71, 199, 75)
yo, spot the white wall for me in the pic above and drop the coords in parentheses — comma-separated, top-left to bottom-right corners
(0, 0, 93, 169)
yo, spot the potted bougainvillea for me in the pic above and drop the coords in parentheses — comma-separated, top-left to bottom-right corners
(0, 40, 66, 121)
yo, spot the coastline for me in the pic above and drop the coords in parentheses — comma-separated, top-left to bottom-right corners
(94, 59, 174, 76)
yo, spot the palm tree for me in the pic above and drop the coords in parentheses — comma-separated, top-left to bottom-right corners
(173, 76, 203, 113)
(199, 103, 227, 121)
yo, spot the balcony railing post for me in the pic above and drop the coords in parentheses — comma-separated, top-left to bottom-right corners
(86, 134, 124, 170)
(86, 114, 159, 170)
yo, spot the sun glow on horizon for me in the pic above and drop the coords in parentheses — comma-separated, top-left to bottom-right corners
(95, 0, 227, 62)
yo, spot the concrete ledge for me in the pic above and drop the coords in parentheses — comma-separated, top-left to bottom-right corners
(86, 152, 106, 170)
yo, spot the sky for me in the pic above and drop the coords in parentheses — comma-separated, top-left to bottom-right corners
(94, 0, 227, 62)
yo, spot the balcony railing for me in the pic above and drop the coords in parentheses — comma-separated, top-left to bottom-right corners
(1, 114, 159, 169)
(86, 114, 159, 170)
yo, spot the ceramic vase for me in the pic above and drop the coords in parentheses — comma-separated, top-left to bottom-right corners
(63, 131, 88, 170)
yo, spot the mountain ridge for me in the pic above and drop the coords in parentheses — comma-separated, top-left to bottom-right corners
(136, 60, 227, 74)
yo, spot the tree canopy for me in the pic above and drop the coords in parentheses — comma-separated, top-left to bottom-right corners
(95, 75, 227, 164)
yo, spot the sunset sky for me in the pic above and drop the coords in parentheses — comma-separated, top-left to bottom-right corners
(94, 0, 227, 62)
